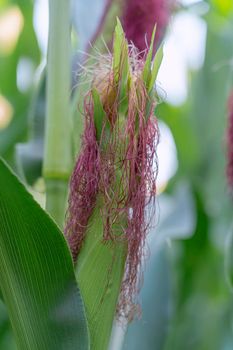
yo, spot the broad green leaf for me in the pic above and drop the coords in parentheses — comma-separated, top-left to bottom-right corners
(0, 158, 89, 350)
(0, 299, 16, 350)
(76, 205, 127, 350)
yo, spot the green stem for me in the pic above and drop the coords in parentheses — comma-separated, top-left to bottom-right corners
(43, 0, 72, 228)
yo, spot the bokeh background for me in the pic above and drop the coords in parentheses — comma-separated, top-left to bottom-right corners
(0, 0, 233, 349)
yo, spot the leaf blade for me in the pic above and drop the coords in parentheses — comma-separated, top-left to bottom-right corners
(0, 158, 89, 350)
(149, 45, 163, 93)
(142, 26, 156, 89)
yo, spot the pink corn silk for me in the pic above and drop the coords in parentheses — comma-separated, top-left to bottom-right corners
(65, 56, 159, 318)
(122, 0, 172, 56)
(118, 83, 158, 317)
(64, 94, 100, 260)
(227, 92, 233, 193)
(97, 77, 159, 317)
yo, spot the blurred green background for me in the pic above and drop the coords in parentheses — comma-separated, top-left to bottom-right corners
(0, 0, 233, 349)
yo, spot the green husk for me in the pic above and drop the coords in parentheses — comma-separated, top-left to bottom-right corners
(74, 19, 163, 350)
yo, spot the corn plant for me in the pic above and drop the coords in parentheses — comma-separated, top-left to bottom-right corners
(0, 1, 163, 349)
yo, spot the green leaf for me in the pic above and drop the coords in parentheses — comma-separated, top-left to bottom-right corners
(113, 18, 127, 83)
(0, 299, 16, 350)
(0, 158, 89, 350)
(76, 205, 127, 350)
(142, 26, 156, 90)
(92, 88, 106, 141)
(112, 18, 130, 112)
(149, 45, 163, 93)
